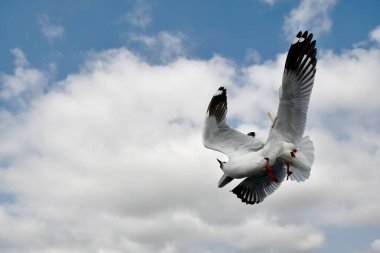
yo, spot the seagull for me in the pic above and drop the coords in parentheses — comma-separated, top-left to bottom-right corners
(202, 31, 317, 204)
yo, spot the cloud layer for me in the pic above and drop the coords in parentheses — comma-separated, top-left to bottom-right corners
(0, 26, 380, 253)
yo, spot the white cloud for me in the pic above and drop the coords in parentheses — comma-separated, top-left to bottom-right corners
(284, 0, 336, 38)
(122, 0, 151, 28)
(0, 48, 48, 107)
(38, 15, 65, 41)
(370, 25, 380, 43)
(0, 30, 380, 252)
(0, 44, 324, 253)
(313, 47, 380, 112)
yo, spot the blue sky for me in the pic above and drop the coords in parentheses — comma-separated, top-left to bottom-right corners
(0, 1, 380, 253)
(1, 0, 379, 78)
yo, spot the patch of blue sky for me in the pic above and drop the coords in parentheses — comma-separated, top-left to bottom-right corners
(317, 225, 380, 253)
(326, 0, 380, 52)
(1, 0, 380, 82)
(0, 192, 16, 205)
(0, 0, 133, 80)
(151, 0, 290, 59)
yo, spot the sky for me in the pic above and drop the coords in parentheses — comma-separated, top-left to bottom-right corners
(0, 0, 379, 252)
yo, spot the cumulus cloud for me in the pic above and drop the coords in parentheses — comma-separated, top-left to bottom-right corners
(314, 47, 380, 112)
(0, 29, 380, 253)
(38, 14, 65, 41)
(283, 0, 336, 38)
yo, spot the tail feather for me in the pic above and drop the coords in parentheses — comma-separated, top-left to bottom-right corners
(289, 136, 314, 182)
(290, 168, 310, 182)
(299, 135, 314, 165)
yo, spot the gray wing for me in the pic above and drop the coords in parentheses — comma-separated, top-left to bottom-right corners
(231, 159, 286, 204)
(273, 31, 317, 143)
(202, 87, 264, 157)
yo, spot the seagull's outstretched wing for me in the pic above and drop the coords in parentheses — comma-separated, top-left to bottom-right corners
(202, 87, 264, 157)
(232, 159, 286, 204)
(273, 31, 317, 143)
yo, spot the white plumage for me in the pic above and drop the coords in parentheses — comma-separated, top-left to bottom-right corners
(202, 31, 317, 204)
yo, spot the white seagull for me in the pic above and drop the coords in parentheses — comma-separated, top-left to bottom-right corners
(202, 31, 317, 204)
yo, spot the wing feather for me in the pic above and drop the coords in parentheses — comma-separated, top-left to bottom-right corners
(202, 87, 264, 157)
(273, 31, 317, 143)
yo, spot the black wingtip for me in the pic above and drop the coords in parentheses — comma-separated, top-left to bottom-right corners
(232, 185, 261, 205)
(291, 31, 314, 45)
(285, 31, 317, 73)
(231, 160, 286, 205)
(206, 86, 228, 123)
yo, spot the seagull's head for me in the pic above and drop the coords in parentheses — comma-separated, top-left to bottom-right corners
(216, 158, 226, 169)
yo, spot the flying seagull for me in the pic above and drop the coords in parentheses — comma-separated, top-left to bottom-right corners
(202, 31, 317, 204)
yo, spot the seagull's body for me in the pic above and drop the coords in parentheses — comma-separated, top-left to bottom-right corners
(202, 31, 317, 204)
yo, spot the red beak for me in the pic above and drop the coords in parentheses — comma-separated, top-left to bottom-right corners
(216, 158, 224, 167)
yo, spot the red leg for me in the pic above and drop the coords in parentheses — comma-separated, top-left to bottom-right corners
(286, 161, 293, 180)
(264, 158, 279, 183)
